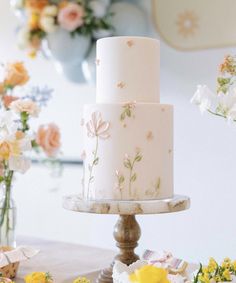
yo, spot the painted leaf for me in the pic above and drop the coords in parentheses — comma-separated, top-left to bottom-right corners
(124, 160, 132, 169)
(119, 175, 125, 183)
(126, 108, 131, 117)
(131, 173, 137, 182)
(120, 112, 126, 121)
(93, 157, 99, 165)
(135, 155, 142, 162)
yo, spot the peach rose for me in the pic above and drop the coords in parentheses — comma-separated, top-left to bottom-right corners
(10, 99, 40, 117)
(58, 3, 84, 32)
(0, 141, 12, 160)
(3, 95, 19, 109)
(36, 123, 61, 157)
(4, 62, 29, 87)
(25, 0, 48, 12)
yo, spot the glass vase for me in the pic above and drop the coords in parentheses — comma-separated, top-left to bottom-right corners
(0, 185, 16, 247)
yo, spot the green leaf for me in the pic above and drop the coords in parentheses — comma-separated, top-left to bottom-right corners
(0, 176, 4, 183)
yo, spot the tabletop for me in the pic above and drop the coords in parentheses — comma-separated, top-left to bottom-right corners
(15, 236, 115, 283)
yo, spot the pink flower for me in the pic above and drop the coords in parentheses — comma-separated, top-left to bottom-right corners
(10, 99, 40, 117)
(36, 123, 61, 157)
(58, 3, 84, 32)
(86, 112, 110, 139)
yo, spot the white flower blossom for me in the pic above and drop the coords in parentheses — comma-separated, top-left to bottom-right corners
(40, 16, 58, 33)
(191, 85, 215, 113)
(9, 156, 31, 174)
(17, 27, 31, 49)
(0, 111, 17, 139)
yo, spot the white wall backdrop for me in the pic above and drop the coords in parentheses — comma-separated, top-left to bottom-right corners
(1, 0, 236, 264)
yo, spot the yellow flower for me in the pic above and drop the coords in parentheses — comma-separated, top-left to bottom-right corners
(198, 274, 210, 283)
(73, 277, 90, 283)
(25, 272, 52, 283)
(28, 12, 40, 29)
(222, 269, 231, 281)
(129, 265, 170, 283)
(232, 260, 236, 271)
(208, 258, 217, 273)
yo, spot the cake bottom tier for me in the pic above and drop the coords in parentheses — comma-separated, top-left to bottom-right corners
(81, 103, 173, 200)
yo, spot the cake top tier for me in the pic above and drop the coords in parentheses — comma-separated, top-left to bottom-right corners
(96, 36, 160, 104)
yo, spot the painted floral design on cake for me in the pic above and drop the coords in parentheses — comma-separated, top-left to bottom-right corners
(86, 111, 110, 198)
(120, 101, 136, 127)
(115, 148, 143, 198)
(145, 177, 161, 198)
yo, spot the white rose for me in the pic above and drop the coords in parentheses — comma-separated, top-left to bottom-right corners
(11, 0, 25, 9)
(90, 0, 108, 18)
(40, 16, 58, 33)
(17, 27, 31, 49)
(191, 85, 215, 113)
(9, 156, 31, 174)
(42, 5, 58, 17)
(10, 99, 40, 117)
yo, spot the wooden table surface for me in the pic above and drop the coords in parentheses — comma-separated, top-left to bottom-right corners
(15, 236, 115, 283)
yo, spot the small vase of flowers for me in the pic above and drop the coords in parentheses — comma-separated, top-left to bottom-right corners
(0, 61, 61, 247)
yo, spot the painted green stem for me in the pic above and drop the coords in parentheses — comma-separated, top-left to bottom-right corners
(87, 136, 99, 198)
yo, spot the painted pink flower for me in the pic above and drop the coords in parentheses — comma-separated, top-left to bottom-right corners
(58, 3, 84, 32)
(86, 112, 110, 139)
(36, 123, 61, 157)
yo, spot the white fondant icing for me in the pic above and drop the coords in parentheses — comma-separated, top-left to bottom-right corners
(96, 36, 160, 104)
(83, 103, 173, 200)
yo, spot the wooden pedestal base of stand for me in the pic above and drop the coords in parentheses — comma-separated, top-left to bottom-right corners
(63, 195, 190, 283)
(97, 215, 141, 283)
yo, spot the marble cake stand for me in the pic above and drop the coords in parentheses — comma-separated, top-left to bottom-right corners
(63, 195, 190, 283)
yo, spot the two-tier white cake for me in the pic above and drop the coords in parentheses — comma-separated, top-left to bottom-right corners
(81, 36, 173, 201)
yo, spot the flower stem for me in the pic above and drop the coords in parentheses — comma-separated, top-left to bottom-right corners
(0, 170, 14, 240)
(87, 136, 98, 198)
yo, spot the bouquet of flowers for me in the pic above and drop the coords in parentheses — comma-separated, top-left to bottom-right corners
(194, 257, 236, 283)
(191, 55, 236, 122)
(14, 0, 113, 57)
(0, 61, 61, 246)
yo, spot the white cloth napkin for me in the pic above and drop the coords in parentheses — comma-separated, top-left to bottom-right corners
(0, 246, 39, 268)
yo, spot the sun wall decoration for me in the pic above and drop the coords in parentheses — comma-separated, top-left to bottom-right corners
(152, 0, 236, 51)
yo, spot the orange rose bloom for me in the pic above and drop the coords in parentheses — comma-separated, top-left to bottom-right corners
(36, 123, 61, 157)
(3, 95, 19, 109)
(25, 0, 48, 12)
(4, 62, 29, 87)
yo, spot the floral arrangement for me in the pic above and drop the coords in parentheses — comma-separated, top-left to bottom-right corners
(15, 0, 113, 57)
(191, 55, 236, 122)
(0, 61, 61, 244)
(194, 258, 236, 283)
